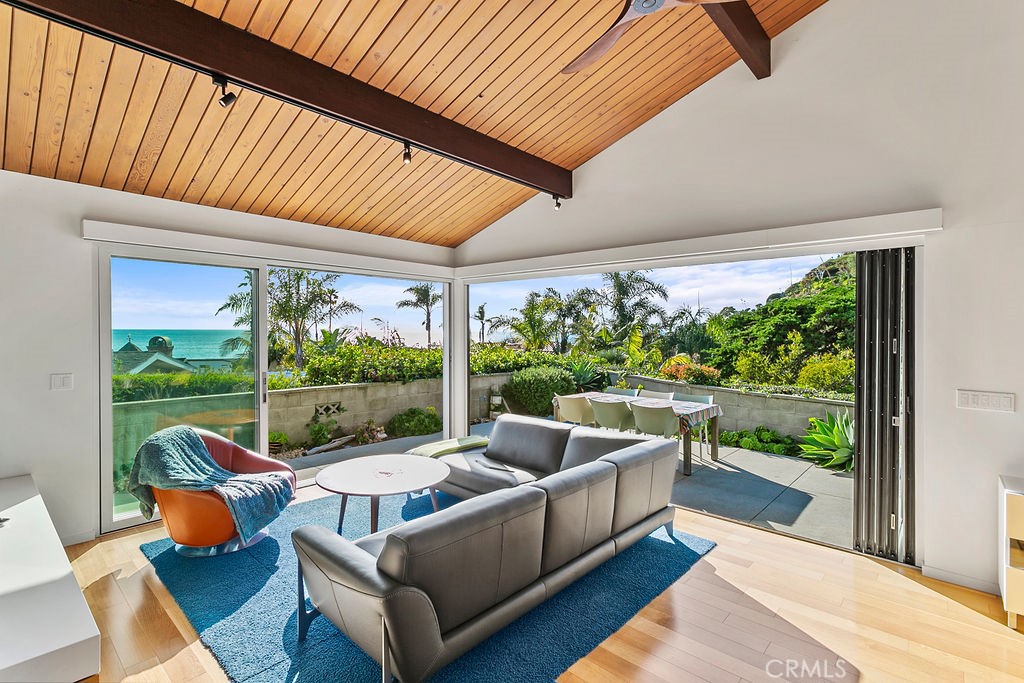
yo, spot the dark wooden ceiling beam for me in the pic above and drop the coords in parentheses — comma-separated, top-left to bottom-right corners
(702, 1, 771, 80)
(3, 0, 573, 198)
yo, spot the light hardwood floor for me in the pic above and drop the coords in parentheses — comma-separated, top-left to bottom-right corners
(68, 487, 1024, 682)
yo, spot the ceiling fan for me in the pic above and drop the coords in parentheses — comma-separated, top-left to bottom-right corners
(562, 0, 738, 74)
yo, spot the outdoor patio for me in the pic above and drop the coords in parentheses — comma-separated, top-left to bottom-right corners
(672, 446, 854, 549)
(290, 421, 853, 550)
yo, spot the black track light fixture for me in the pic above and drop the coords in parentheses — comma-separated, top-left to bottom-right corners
(212, 74, 237, 108)
(553, 194, 562, 211)
(402, 141, 412, 165)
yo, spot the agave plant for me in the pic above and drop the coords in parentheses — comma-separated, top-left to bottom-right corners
(799, 411, 855, 472)
(568, 357, 606, 392)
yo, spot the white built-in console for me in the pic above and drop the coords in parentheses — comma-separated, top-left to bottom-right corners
(0, 475, 99, 682)
(998, 475, 1024, 629)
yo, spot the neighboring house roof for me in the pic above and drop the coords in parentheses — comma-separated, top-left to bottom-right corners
(113, 350, 196, 374)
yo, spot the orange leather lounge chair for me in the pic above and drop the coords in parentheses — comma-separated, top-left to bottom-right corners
(152, 428, 297, 556)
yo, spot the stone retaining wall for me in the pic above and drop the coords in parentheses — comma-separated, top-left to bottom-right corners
(268, 372, 512, 442)
(623, 374, 854, 437)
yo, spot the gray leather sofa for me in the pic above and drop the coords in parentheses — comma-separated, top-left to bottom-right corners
(434, 413, 664, 498)
(291, 421, 678, 682)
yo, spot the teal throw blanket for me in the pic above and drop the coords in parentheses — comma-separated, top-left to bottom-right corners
(128, 426, 293, 544)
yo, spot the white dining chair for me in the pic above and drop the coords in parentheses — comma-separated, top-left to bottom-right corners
(638, 389, 674, 400)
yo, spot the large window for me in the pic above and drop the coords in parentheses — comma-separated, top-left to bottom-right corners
(107, 257, 258, 526)
(101, 247, 451, 532)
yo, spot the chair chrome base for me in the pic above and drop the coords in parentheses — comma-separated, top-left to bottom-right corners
(174, 529, 268, 557)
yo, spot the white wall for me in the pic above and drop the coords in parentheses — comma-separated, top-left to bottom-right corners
(0, 172, 452, 544)
(459, 0, 1024, 591)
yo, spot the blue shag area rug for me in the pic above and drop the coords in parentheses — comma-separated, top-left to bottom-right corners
(141, 490, 714, 682)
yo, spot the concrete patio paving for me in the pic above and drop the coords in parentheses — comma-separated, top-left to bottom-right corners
(671, 446, 854, 548)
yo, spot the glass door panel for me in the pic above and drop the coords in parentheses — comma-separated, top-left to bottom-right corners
(107, 257, 259, 526)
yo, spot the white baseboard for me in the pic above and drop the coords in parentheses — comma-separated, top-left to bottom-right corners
(922, 564, 999, 595)
(60, 528, 99, 547)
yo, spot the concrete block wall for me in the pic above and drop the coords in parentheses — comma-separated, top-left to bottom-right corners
(268, 372, 512, 443)
(625, 375, 854, 437)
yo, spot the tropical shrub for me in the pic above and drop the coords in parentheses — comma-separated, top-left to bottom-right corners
(267, 373, 303, 390)
(797, 350, 855, 393)
(502, 366, 575, 416)
(659, 362, 722, 386)
(799, 411, 855, 471)
(718, 426, 800, 456)
(386, 407, 442, 438)
(352, 419, 386, 445)
(268, 431, 289, 446)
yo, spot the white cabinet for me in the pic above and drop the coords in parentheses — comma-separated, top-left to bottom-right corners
(998, 475, 1024, 628)
(0, 475, 100, 682)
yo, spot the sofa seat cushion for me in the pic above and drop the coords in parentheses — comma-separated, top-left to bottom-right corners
(560, 427, 657, 470)
(439, 451, 546, 495)
(485, 414, 574, 474)
(377, 486, 547, 634)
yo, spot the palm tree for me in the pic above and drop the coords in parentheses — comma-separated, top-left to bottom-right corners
(216, 271, 254, 367)
(396, 282, 442, 347)
(471, 303, 488, 343)
(600, 270, 668, 338)
(488, 292, 557, 351)
(543, 287, 599, 354)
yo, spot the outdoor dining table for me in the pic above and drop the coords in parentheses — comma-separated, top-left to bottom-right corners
(553, 392, 724, 476)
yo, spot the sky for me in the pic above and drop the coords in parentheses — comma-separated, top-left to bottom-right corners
(111, 253, 839, 347)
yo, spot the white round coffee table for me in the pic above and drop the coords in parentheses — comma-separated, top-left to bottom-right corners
(315, 454, 450, 535)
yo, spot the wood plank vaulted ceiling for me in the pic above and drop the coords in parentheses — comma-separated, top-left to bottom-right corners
(0, 0, 826, 247)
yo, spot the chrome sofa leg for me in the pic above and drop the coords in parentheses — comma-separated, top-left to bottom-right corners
(297, 564, 321, 641)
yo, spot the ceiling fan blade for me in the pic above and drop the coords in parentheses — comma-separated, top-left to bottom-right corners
(562, 0, 734, 75)
(561, 20, 638, 74)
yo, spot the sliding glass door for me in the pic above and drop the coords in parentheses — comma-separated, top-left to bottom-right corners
(101, 253, 264, 532)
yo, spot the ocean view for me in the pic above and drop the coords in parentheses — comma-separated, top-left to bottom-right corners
(112, 329, 247, 359)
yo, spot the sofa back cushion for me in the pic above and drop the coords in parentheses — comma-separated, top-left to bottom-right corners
(528, 461, 617, 574)
(560, 427, 656, 470)
(598, 440, 678, 534)
(486, 414, 574, 474)
(377, 486, 546, 633)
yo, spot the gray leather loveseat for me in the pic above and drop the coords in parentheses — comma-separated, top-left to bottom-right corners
(291, 417, 678, 682)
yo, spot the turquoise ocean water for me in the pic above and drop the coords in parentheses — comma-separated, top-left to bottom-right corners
(112, 329, 247, 359)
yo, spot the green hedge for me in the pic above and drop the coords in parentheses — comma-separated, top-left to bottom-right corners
(502, 366, 575, 416)
(112, 371, 254, 402)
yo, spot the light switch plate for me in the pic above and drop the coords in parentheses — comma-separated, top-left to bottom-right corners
(50, 373, 74, 391)
(956, 389, 1014, 413)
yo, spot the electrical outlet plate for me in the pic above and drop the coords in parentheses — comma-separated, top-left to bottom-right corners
(955, 389, 1014, 413)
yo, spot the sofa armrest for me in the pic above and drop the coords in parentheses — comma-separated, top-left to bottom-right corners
(293, 525, 398, 597)
(292, 525, 446, 682)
